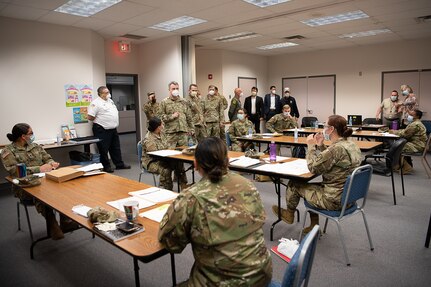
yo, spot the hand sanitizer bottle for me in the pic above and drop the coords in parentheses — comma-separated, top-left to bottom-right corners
(56, 134, 62, 145)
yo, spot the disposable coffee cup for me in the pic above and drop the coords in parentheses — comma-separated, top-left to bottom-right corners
(123, 201, 139, 221)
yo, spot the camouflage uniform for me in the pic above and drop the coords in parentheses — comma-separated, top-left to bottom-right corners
(228, 97, 241, 122)
(1, 143, 55, 215)
(142, 101, 160, 124)
(394, 120, 427, 153)
(203, 94, 224, 137)
(157, 96, 195, 148)
(286, 139, 362, 211)
(159, 172, 272, 286)
(141, 131, 186, 190)
(216, 93, 228, 139)
(229, 119, 255, 152)
(186, 94, 207, 143)
(266, 114, 298, 133)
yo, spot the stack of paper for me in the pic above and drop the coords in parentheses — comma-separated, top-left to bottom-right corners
(72, 204, 92, 217)
(106, 197, 155, 211)
(139, 204, 170, 222)
(147, 150, 182, 157)
(129, 187, 178, 203)
(229, 156, 261, 167)
(254, 159, 310, 176)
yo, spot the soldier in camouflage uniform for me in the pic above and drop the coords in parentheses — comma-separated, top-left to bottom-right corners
(142, 92, 159, 124)
(215, 86, 228, 139)
(141, 118, 187, 190)
(1, 123, 72, 240)
(274, 115, 362, 234)
(186, 84, 207, 143)
(229, 108, 255, 152)
(159, 137, 272, 286)
(203, 85, 224, 137)
(392, 109, 427, 173)
(228, 88, 242, 122)
(157, 81, 195, 147)
(266, 104, 298, 133)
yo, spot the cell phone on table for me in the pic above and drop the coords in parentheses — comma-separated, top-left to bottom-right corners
(117, 221, 142, 233)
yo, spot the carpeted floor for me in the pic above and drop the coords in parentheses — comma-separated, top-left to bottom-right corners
(0, 133, 430, 286)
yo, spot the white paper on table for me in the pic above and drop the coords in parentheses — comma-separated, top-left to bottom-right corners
(229, 156, 261, 167)
(76, 163, 104, 172)
(254, 159, 310, 176)
(72, 204, 92, 217)
(380, 133, 398, 137)
(106, 196, 155, 211)
(139, 204, 170, 222)
(33, 173, 45, 177)
(129, 187, 178, 203)
(285, 128, 305, 132)
(147, 150, 183, 157)
(262, 156, 290, 163)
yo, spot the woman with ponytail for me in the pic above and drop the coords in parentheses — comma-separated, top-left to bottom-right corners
(159, 137, 272, 286)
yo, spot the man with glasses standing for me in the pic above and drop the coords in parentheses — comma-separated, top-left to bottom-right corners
(88, 86, 130, 173)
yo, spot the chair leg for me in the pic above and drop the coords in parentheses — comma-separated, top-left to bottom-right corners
(17, 202, 21, 231)
(24, 205, 34, 242)
(152, 174, 157, 186)
(425, 212, 431, 248)
(335, 221, 351, 266)
(422, 157, 431, 178)
(390, 169, 397, 205)
(299, 210, 308, 239)
(400, 158, 405, 196)
(361, 210, 374, 251)
(323, 218, 329, 233)
(138, 173, 142, 182)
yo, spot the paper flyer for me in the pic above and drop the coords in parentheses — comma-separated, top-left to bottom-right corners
(73, 107, 88, 124)
(65, 84, 93, 107)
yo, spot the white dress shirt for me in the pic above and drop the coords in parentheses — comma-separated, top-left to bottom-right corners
(251, 96, 256, 114)
(87, 96, 119, 129)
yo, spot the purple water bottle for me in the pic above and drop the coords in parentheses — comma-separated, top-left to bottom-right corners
(269, 141, 276, 162)
(391, 120, 398, 130)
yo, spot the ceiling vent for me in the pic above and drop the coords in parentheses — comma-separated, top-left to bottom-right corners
(121, 34, 147, 40)
(284, 35, 306, 40)
(415, 15, 431, 23)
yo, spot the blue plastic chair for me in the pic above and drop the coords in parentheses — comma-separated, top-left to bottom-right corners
(137, 141, 159, 186)
(269, 225, 320, 287)
(225, 131, 232, 150)
(301, 165, 374, 266)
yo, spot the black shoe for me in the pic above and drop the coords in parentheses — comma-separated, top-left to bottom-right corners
(116, 164, 131, 170)
(104, 167, 114, 173)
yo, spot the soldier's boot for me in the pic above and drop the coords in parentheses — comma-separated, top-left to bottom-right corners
(401, 160, 413, 175)
(46, 211, 64, 240)
(272, 205, 295, 224)
(302, 212, 319, 235)
(60, 215, 80, 233)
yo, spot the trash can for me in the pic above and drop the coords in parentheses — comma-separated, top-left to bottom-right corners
(69, 151, 100, 166)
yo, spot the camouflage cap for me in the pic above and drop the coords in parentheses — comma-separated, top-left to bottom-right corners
(87, 207, 118, 223)
(12, 175, 41, 187)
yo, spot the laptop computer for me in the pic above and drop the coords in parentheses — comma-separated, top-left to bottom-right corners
(347, 115, 362, 126)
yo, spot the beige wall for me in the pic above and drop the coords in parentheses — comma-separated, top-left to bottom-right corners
(0, 17, 105, 145)
(268, 38, 431, 119)
(196, 49, 223, 96)
(104, 40, 140, 74)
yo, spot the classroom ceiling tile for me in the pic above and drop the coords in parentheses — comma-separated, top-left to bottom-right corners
(98, 22, 142, 36)
(38, 11, 82, 26)
(72, 17, 116, 31)
(10, 0, 68, 10)
(91, 1, 155, 22)
(0, 3, 48, 20)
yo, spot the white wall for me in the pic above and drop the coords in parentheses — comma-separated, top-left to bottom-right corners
(138, 36, 183, 135)
(0, 17, 105, 145)
(105, 40, 140, 74)
(268, 37, 431, 119)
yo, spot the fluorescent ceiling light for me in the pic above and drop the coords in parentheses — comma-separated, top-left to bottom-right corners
(339, 29, 392, 39)
(257, 42, 298, 50)
(55, 0, 121, 17)
(214, 32, 260, 42)
(242, 0, 291, 8)
(149, 16, 207, 32)
(301, 10, 369, 27)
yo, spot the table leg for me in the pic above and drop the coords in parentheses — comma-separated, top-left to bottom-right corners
(134, 257, 140, 287)
(30, 218, 51, 259)
(270, 178, 281, 241)
(170, 253, 177, 286)
(426, 212, 431, 248)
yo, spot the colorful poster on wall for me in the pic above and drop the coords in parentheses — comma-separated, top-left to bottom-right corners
(80, 85, 93, 106)
(73, 107, 88, 124)
(65, 84, 80, 107)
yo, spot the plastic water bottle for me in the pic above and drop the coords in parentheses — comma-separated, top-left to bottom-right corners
(314, 121, 319, 129)
(348, 116, 352, 126)
(248, 127, 253, 138)
(269, 141, 276, 162)
(56, 134, 62, 145)
(294, 127, 298, 139)
(188, 136, 194, 147)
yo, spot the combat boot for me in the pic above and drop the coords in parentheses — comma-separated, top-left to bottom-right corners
(272, 205, 295, 224)
(401, 160, 413, 175)
(60, 215, 80, 233)
(302, 212, 319, 235)
(46, 211, 64, 240)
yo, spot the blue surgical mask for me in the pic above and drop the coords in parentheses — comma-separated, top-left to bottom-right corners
(27, 134, 35, 144)
(407, 115, 414, 122)
(402, 90, 409, 96)
(323, 129, 331, 141)
(237, 114, 244, 121)
(390, 96, 398, 101)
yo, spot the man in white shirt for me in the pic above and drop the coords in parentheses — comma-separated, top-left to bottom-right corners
(87, 86, 130, 173)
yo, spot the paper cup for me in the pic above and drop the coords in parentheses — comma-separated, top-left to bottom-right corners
(123, 201, 139, 221)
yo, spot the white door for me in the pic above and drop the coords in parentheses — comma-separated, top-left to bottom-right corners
(307, 75, 335, 123)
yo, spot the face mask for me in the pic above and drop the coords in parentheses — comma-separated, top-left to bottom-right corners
(208, 90, 215, 96)
(407, 115, 414, 122)
(251, 91, 257, 96)
(323, 129, 331, 141)
(27, 134, 35, 144)
(240, 93, 244, 97)
(390, 96, 398, 101)
(271, 90, 276, 94)
(237, 114, 244, 120)
(285, 92, 290, 97)
(402, 90, 409, 96)
(106, 93, 111, 99)
(171, 90, 180, 97)
(190, 91, 198, 97)
(283, 112, 290, 117)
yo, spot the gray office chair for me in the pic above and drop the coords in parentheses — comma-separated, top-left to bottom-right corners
(301, 165, 374, 266)
(17, 198, 35, 242)
(137, 141, 159, 186)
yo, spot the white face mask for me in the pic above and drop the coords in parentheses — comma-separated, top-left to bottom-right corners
(251, 91, 257, 96)
(237, 114, 244, 121)
(240, 93, 244, 97)
(106, 93, 111, 99)
(323, 128, 331, 141)
(271, 90, 276, 94)
(284, 92, 290, 97)
(171, 90, 180, 97)
(208, 90, 215, 96)
(190, 91, 198, 97)
(390, 95, 398, 101)
(283, 112, 290, 117)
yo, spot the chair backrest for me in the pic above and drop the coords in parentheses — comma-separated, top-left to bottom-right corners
(280, 225, 319, 287)
(225, 131, 232, 148)
(301, 117, 318, 128)
(362, 118, 381, 125)
(422, 120, 431, 135)
(137, 141, 143, 167)
(423, 133, 431, 157)
(340, 165, 373, 214)
(386, 138, 407, 168)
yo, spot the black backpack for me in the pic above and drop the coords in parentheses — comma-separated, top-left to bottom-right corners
(292, 146, 306, 158)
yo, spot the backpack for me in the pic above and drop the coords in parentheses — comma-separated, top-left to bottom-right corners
(292, 146, 306, 158)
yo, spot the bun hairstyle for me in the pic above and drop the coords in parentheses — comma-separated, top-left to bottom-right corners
(327, 115, 353, 139)
(148, 117, 162, 132)
(195, 137, 228, 183)
(7, 123, 30, 142)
